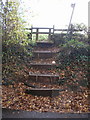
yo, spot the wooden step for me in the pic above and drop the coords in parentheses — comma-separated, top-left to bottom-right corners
(36, 41, 54, 48)
(33, 50, 58, 53)
(29, 73, 59, 84)
(29, 73, 59, 77)
(30, 63, 56, 69)
(25, 88, 63, 97)
(33, 51, 58, 59)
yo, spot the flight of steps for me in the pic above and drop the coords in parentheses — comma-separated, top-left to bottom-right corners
(25, 41, 63, 97)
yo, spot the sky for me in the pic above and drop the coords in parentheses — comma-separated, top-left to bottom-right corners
(20, 0, 89, 28)
(2, 0, 89, 28)
(89, 1, 90, 27)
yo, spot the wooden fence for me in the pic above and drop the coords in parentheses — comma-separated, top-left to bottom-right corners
(26, 25, 82, 41)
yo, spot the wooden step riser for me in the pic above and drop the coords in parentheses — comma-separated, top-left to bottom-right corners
(25, 89, 59, 97)
(36, 42, 54, 48)
(36, 44, 53, 47)
(33, 53, 56, 59)
(30, 65, 56, 69)
(29, 76, 59, 84)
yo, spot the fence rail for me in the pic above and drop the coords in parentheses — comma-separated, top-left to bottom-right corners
(26, 25, 82, 41)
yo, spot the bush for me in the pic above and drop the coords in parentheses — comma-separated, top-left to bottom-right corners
(51, 33, 66, 45)
(57, 41, 88, 69)
(2, 0, 35, 84)
(56, 24, 88, 68)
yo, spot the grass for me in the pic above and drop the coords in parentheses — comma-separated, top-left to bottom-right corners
(32, 34, 48, 41)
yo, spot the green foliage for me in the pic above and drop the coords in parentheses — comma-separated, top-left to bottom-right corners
(57, 24, 88, 69)
(32, 34, 48, 41)
(62, 39, 88, 49)
(2, 0, 34, 82)
(56, 24, 88, 89)
(51, 34, 66, 45)
(3, 1, 29, 45)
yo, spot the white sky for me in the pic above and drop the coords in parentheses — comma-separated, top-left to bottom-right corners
(3, 0, 89, 28)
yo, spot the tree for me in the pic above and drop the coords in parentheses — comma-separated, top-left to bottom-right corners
(2, 0, 32, 83)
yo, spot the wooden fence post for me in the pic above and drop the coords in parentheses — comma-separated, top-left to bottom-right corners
(53, 25, 55, 35)
(31, 26, 33, 40)
(36, 28, 39, 41)
(48, 28, 51, 40)
(53, 25, 55, 43)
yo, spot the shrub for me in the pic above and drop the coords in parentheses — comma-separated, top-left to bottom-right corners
(2, 0, 35, 84)
(56, 23, 88, 69)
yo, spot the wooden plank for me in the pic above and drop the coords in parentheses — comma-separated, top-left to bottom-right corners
(25, 88, 60, 97)
(33, 50, 58, 59)
(36, 41, 53, 43)
(29, 73, 59, 77)
(33, 50, 58, 53)
(36, 28, 39, 41)
(33, 51, 52, 53)
(29, 27, 54, 29)
(29, 63, 56, 69)
(54, 29, 82, 31)
(48, 28, 52, 39)
(29, 73, 59, 84)
(30, 63, 56, 66)
(32, 32, 54, 34)
(26, 28, 83, 31)
(33, 53, 56, 59)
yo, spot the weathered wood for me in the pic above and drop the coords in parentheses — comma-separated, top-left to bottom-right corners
(36, 28, 39, 41)
(29, 73, 59, 84)
(26, 26, 54, 41)
(29, 73, 59, 77)
(54, 29, 82, 31)
(36, 41, 53, 43)
(26, 27, 82, 31)
(30, 63, 56, 69)
(25, 88, 60, 97)
(36, 41, 54, 47)
(33, 51, 57, 53)
(27, 27, 54, 29)
(33, 50, 58, 59)
(23, 82, 37, 88)
(30, 63, 56, 65)
(48, 28, 52, 40)
(26, 26, 83, 41)
(32, 32, 53, 34)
